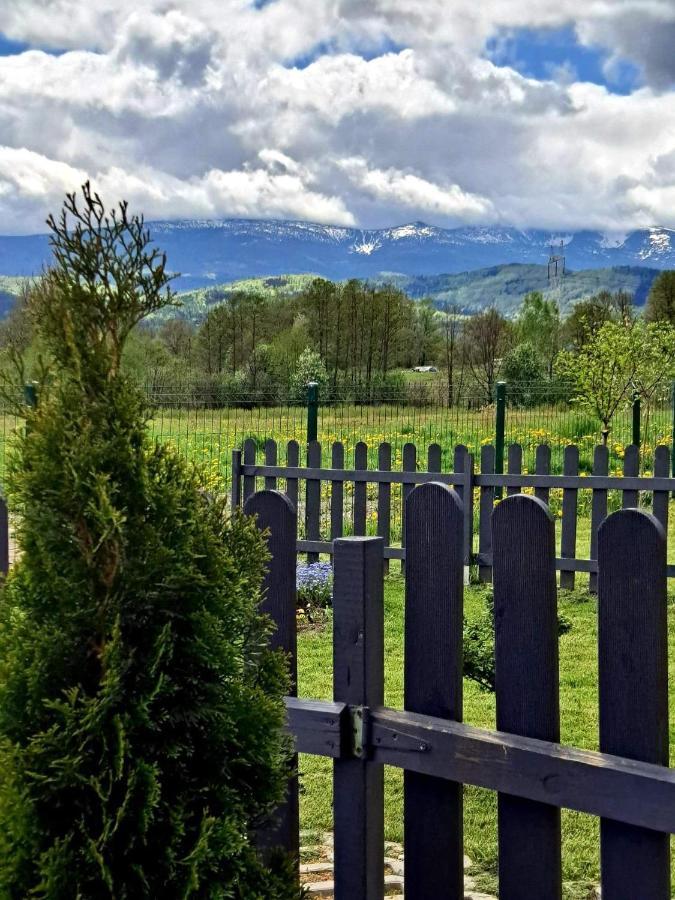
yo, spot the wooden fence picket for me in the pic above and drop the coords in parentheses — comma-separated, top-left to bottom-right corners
(243, 490, 299, 865)
(286, 440, 299, 512)
(234, 439, 675, 583)
(590, 444, 609, 593)
(333, 537, 385, 900)
(264, 438, 277, 491)
(534, 443, 551, 506)
(306, 441, 321, 562)
(598, 508, 669, 898)
(427, 443, 441, 473)
(243, 437, 257, 503)
(463, 451, 474, 567)
(453, 444, 467, 504)
(401, 443, 416, 572)
(353, 441, 368, 536)
(330, 442, 344, 540)
(478, 444, 495, 583)
(404, 483, 464, 900)
(653, 445, 670, 532)
(560, 444, 579, 590)
(231, 449, 242, 511)
(492, 495, 562, 899)
(506, 443, 522, 496)
(622, 444, 639, 508)
(377, 443, 391, 574)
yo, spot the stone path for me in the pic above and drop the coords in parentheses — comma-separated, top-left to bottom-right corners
(299, 832, 497, 899)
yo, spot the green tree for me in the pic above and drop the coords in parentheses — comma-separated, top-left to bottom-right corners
(461, 307, 512, 404)
(516, 291, 560, 378)
(0, 185, 297, 898)
(645, 270, 675, 325)
(562, 289, 633, 349)
(556, 320, 636, 443)
(501, 342, 545, 405)
(289, 347, 328, 401)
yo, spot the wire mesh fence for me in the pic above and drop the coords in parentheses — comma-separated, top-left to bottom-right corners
(0, 380, 672, 492)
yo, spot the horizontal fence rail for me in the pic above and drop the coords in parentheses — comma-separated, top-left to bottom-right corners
(253, 485, 672, 898)
(235, 439, 675, 583)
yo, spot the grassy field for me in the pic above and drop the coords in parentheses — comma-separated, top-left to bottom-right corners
(297, 577, 675, 899)
(0, 398, 671, 484)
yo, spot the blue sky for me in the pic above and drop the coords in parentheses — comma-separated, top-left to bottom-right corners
(0, 34, 29, 56)
(0, 1, 673, 233)
(486, 25, 641, 95)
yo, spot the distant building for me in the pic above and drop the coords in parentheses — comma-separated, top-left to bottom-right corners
(412, 365, 438, 373)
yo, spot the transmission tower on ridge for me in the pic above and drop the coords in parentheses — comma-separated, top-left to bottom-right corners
(547, 239, 565, 305)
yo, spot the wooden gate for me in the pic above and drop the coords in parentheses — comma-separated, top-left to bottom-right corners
(245, 485, 673, 899)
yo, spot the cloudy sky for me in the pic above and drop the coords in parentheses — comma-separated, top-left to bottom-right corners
(0, 0, 673, 234)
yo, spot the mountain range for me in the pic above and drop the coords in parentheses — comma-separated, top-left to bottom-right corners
(0, 219, 673, 292)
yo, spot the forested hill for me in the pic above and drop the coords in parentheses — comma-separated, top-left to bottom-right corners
(384, 264, 660, 314)
(0, 265, 661, 322)
(169, 265, 659, 321)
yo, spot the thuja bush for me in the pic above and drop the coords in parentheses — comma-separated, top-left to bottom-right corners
(0, 185, 299, 899)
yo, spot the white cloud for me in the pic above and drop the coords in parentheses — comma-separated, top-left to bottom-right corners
(0, 146, 355, 233)
(0, 0, 672, 232)
(339, 158, 495, 222)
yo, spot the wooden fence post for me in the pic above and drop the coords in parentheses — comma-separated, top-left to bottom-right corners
(404, 483, 464, 900)
(492, 494, 562, 899)
(243, 490, 299, 867)
(598, 508, 669, 898)
(333, 536, 384, 900)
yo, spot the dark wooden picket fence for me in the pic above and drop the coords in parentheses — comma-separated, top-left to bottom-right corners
(234, 438, 674, 585)
(246, 485, 674, 899)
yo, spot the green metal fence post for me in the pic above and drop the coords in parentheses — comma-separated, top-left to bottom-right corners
(632, 391, 641, 449)
(495, 381, 506, 499)
(306, 382, 319, 445)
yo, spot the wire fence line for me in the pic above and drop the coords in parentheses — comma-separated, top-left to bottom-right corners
(0, 380, 672, 491)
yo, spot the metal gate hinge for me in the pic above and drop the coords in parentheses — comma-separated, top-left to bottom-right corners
(349, 706, 369, 758)
(370, 721, 432, 754)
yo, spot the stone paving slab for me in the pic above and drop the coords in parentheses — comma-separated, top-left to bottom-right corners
(299, 832, 498, 899)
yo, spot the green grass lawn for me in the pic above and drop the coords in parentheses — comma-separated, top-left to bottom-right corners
(296, 577, 675, 899)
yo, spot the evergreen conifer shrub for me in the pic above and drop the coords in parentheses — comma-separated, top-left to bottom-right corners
(0, 185, 299, 898)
